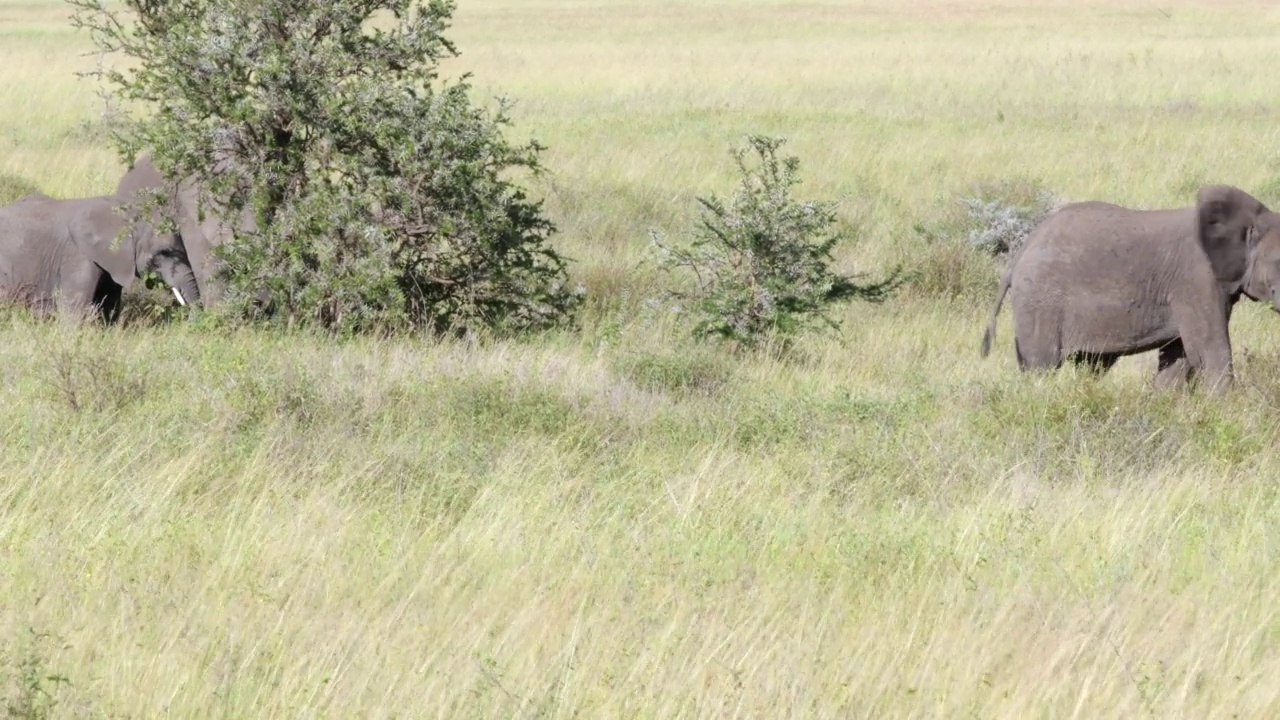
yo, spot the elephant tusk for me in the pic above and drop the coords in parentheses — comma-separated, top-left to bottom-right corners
(172, 287, 187, 307)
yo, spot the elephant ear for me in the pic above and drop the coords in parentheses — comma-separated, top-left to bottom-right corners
(1196, 184, 1266, 287)
(77, 199, 139, 289)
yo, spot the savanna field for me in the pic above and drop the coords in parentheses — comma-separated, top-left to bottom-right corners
(2, 0, 1280, 716)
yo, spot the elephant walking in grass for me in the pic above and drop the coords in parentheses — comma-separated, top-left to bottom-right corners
(0, 192, 201, 322)
(980, 184, 1280, 393)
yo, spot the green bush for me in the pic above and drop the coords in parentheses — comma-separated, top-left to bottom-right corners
(1, 629, 76, 720)
(648, 135, 903, 349)
(613, 347, 734, 396)
(70, 0, 582, 337)
(34, 326, 151, 414)
(957, 175, 1065, 257)
(904, 175, 1064, 302)
(0, 174, 42, 205)
(902, 234, 1002, 303)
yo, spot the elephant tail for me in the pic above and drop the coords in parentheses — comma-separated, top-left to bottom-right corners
(980, 268, 1013, 358)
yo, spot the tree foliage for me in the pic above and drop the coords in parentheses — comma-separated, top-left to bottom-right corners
(0, 174, 42, 206)
(68, 0, 582, 336)
(649, 135, 903, 348)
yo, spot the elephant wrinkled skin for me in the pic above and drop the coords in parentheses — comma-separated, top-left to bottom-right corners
(0, 193, 201, 322)
(979, 184, 1280, 393)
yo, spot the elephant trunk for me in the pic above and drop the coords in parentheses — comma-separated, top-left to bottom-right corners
(154, 255, 202, 308)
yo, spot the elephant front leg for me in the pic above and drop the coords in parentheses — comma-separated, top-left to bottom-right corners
(91, 271, 123, 323)
(1169, 294, 1234, 395)
(55, 259, 108, 324)
(1155, 338, 1193, 389)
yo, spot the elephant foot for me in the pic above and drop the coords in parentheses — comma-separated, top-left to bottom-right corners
(1155, 359, 1191, 389)
(1197, 366, 1233, 396)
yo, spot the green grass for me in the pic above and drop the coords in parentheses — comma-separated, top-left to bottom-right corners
(2, 0, 1280, 716)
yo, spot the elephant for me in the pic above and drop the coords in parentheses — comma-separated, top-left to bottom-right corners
(114, 152, 257, 308)
(0, 192, 201, 322)
(979, 184, 1280, 393)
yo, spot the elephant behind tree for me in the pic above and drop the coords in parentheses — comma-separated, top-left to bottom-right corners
(979, 184, 1280, 393)
(0, 193, 201, 322)
(114, 153, 257, 308)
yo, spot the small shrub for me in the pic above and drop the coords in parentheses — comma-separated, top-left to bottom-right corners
(613, 347, 733, 396)
(648, 135, 903, 349)
(1, 630, 76, 720)
(957, 176, 1066, 257)
(904, 176, 1064, 301)
(0, 174, 42, 205)
(222, 364, 327, 432)
(34, 326, 150, 414)
(905, 236, 1001, 303)
(446, 375, 580, 438)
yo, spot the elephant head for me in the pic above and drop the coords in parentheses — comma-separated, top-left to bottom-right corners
(1194, 184, 1280, 315)
(76, 196, 202, 309)
(1237, 211, 1280, 312)
(116, 153, 257, 308)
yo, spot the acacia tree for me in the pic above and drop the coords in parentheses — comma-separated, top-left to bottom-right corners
(68, 0, 582, 335)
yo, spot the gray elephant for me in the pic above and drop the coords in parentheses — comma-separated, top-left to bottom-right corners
(979, 184, 1280, 393)
(114, 153, 257, 308)
(0, 193, 200, 322)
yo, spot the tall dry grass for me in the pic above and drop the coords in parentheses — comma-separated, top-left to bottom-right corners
(0, 1, 1279, 717)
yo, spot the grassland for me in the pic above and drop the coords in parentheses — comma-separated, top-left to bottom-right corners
(1, 0, 1279, 717)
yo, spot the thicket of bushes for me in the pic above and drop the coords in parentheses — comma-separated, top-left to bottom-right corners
(55, 0, 1055, 349)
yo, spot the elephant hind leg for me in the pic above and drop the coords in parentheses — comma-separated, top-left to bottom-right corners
(1155, 338, 1193, 388)
(1011, 305, 1064, 371)
(1014, 334, 1062, 371)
